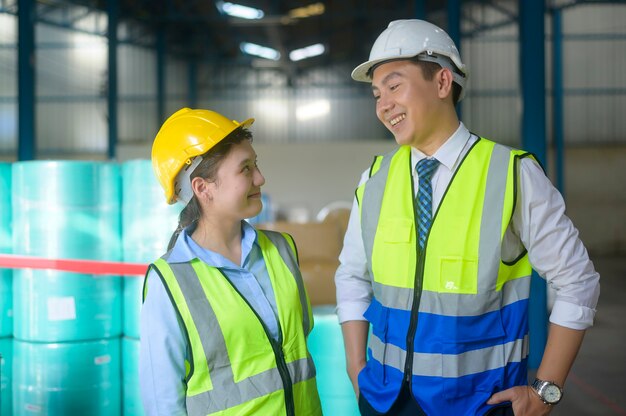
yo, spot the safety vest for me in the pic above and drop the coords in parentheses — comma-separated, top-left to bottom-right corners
(356, 138, 534, 416)
(146, 230, 322, 416)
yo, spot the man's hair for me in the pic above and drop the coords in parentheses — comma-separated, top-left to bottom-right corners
(411, 58, 462, 105)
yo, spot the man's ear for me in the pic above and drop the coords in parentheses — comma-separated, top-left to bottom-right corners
(437, 67, 454, 100)
(191, 176, 213, 202)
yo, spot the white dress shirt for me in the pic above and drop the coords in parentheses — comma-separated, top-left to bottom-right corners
(335, 122, 600, 330)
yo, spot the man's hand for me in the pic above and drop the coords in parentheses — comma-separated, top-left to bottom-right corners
(488, 386, 552, 416)
(341, 320, 369, 398)
(346, 359, 366, 398)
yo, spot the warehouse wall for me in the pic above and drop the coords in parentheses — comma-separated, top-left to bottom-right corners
(118, 140, 626, 256)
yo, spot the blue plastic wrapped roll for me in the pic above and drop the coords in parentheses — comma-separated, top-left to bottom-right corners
(308, 305, 360, 416)
(122, 336, 144, 415)
(0, 163, 12, 337)
(13, 338, 121, 415)
(13, 269, 121, 341)
(0, 337, 12, 416)
(12, 161, 122, 342)
(123, 276, 144, 339)
(122, 160, 181, 338)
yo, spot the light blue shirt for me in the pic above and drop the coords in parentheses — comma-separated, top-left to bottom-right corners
(139, 221, 280, 416)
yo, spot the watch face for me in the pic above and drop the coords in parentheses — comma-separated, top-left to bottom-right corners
(543, 384, 562, 404)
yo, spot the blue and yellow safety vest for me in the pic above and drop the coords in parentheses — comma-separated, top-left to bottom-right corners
(146, 230, 322, 416)
(356, 138, 534, 415)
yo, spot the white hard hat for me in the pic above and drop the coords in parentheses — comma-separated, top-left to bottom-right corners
(352, 19, 468, 100)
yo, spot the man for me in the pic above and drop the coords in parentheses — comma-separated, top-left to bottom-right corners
(335, 19, 600, 416)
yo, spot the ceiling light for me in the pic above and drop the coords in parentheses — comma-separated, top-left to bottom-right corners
(288, 2, 325, 19)
(289, 43, 325, 61)
(296, 100, 330, 121)
(240, 42, 281, 61)
(217, 1, 264, 19)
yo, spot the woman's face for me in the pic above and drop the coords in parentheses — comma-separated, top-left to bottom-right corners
(208, 140, 265, 221)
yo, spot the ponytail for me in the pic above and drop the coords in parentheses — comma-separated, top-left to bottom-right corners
(167, 197, 201, 250)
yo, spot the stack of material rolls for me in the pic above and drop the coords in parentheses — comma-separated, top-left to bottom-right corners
(121, 159, 181, 416)
(11, 161, 122, 415)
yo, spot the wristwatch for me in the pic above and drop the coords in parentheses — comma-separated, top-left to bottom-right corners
(531, 378, 563, 405)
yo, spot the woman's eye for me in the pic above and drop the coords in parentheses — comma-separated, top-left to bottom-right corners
(390, 84, 399, 91)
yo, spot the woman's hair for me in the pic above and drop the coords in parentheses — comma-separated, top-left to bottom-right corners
(166, 127, 253, 250)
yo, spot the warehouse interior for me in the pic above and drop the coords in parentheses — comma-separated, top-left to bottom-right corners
(0, 0, 625, 415)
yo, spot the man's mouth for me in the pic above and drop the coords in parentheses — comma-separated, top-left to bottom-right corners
(389, 113, 406, 127)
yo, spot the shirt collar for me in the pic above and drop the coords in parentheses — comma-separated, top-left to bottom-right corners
(411, 122, 471, 172)
(165, 220, 259, 267)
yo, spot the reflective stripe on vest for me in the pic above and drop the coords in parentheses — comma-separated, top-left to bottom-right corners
(150, 230, 320, 416)
(360, 139, 532, 306)
(356, 138, 534, 415)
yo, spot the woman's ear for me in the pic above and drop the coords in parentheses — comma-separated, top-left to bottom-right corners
(191, 176, 213, 202)
(437, 67, 454, 100)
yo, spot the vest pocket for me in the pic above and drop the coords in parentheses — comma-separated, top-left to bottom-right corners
(438, 256, 478, 294)
(363, 300, 390, 382)
(373, 219, 414, 287)
(441, 311, 506, 399)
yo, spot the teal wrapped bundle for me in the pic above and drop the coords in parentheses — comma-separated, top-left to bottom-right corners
(13, 338, 121, 415)
(122, 336, 144, 415)
(123, 276, 144, 339)
(12, 161, 122, 342)
(0, 163, 12, 337)
(122, 160, 181, 338)
(308, 305, 360, 416)
(0, 337, 12, 416)
(13, 269, 121, 341)
(12, 161, 121, 260)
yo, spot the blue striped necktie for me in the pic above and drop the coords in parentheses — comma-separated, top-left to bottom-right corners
(416, 158, 440, 249)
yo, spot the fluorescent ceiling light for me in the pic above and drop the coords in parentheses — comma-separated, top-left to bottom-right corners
(289, 43, 325, 62)
(217, 1, 264, 19)
(296, 100, 330, 121)
(288, 2, 325, 19)
(240, 42, 281, 61)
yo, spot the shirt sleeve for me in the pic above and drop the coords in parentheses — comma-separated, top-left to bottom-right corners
(511, 157, 600, 330)
(140, 269, 188, 416)
(334, 169, 374, 324)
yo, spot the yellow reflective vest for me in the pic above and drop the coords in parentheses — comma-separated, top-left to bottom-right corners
(147, 230, 322, 416)
(355, 138, 534, 415)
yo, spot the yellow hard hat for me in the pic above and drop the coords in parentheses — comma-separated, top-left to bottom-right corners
(151, 107, 254, 204)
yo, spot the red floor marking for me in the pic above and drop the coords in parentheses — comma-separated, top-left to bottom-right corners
(569, 372, 626, 416)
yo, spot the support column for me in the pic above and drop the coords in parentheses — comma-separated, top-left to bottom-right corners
(107, 0, 119, 160)
(552, 8, 565, 196)
(447, 0, 462, 117)
(520, 0, 548, 370)
(18, 0, 36, 160)
(156, 28, 166, 123)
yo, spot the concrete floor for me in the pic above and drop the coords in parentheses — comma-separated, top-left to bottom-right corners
(551, 255, 626, 416)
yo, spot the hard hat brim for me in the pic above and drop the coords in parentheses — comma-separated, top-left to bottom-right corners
(351, 56, 404, 82)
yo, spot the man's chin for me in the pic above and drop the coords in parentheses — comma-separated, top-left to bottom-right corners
(393, 134, 412, 146)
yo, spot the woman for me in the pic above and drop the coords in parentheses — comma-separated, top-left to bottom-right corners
(140, 108, 322, 416)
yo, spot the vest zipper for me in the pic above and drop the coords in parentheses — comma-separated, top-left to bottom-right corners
(269, 329, 296, 416)
(404, 157, 426, 392)
(217, 270, 295, 416)
(404, 248, 426, 389)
